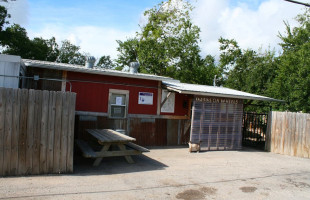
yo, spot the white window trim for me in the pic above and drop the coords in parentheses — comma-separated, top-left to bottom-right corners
(108, 89, 129, 119)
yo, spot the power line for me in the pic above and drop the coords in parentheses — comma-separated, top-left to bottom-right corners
(284, 0, 310, 7)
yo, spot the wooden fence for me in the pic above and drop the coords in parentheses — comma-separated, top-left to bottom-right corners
(266, 111, 310, 158)
(0, 88, 76, 176)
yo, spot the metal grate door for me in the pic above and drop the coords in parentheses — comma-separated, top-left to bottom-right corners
(190, 97, 243, 150)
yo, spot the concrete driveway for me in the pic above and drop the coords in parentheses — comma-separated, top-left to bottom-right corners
(0, 147, 310, 200)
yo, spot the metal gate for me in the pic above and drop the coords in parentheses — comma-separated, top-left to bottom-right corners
(242, 112, 268, 149)
(190, 97, 243, 151)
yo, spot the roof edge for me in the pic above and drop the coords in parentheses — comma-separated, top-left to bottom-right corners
(165, 86, 284, 102)
(23, 59, 176, 82)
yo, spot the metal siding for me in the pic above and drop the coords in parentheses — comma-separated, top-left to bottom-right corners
(67, 72, 158, 115)
(0, 61, 20, 88)
(190, 96, 243, 150)
(26, 67, 62, 91)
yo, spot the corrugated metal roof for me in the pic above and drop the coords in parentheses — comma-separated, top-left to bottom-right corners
(23, 59, 177, 82)
(163, 81, 284, 102)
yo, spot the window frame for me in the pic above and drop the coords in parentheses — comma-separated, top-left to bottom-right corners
(108, 89, 129, 119)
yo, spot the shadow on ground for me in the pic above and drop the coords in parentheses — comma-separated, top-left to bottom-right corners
(73, 153, 168, 176)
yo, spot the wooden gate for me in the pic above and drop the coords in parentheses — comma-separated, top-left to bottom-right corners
(0, 88, 76, 176)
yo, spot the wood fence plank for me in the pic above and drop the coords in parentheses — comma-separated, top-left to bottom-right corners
(11, 89, 20, 175)
(53, 92, 62, 173)
(286, 112, 290, 156)
(3, 88, 13, 176)
(289, 112, 296, 156)
(297, 113, 303, 157)
(18, 89, 28, 175)
(277, 112, 284, 154)
(268, 112, 310, 158)
(280, 112, 286, 154)
(0, 88, 76, 176)
(301, 114, 308, 158)
(293, 113, 299, 156)
(0, 88, 6, 176)
(25, 89, 35, 174)
(32, 90, 42, 175)
(265, 111, 272, 151)
(60, 92, 69, 173)
(284, 112, 290, 156)
(273, 111, 278, 153)
(270, 111, 276, 152)
(39, 90, 49, 174)
(271, 112, 277, 153)
(66, 93, 76, 173)
(306, 115, 310, 158)
(47, 91, 56, 173)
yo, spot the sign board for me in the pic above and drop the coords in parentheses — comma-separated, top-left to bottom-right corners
(161, 90, 175, 113)
(138, 92, 153, 105)
(116, 96, 123, 105)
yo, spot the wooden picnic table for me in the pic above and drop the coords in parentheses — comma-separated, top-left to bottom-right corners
(76, 129, 149, 166)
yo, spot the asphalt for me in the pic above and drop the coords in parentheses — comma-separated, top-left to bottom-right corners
(0, 147, 310, 200)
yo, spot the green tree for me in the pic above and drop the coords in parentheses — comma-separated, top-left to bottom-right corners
(0, 5, 9, 31)
(1, 24, 32, 57)
(30, 37, 59, 61)
(270, 10, 310, 112)
(218, 37, 279, 112)
(56, 40, 86, 65)
(0, 5, 87, 64)
(97, 55, 115, 69)
(116, 0, 218, 84)
(115, 38, 139, 70)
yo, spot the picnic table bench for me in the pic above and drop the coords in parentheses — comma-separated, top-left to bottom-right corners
(76, 129, 149, 166)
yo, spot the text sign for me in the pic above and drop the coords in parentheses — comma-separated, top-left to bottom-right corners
(195, 97, 241, 104)
(138, 92, 153, 105)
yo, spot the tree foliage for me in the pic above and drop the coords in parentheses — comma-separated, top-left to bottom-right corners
(55, 40, 86, 65)
(219, 9, 310, 113)
(0, 5, 87, 65)
(269, 10, 310, 112)
(116, 0, 219, 85)
(218, 37, 279, 112)
(97, 55, 115, 69)
(115, 38, 139, 69)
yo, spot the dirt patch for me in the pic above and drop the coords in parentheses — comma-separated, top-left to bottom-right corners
(260, 192, 269, 197)
(239, 186, 257, 193)
(160, 179, 183, 187)
(201, 186, 217, 195)
(176, 189, 205, 200)
(286, 178, 310, 188)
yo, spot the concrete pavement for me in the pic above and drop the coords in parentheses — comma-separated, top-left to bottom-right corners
(0, 147, 309, 199)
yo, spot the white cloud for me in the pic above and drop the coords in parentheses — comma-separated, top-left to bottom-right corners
(0, 0, 29, 26)
(28, 24, 136, 60)
(10, 0, 308, 62)
(192, 0, 303, 58)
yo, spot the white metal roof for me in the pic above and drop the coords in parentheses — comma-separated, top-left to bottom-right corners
(163, 81, 283, 102)
(23, 59, 177, 82)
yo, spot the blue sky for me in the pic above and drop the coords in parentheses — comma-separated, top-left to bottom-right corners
(27, 0, 162, 31)
(2, 0, 308, 60)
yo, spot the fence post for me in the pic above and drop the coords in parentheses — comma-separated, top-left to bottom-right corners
(265, 111, 272, 151)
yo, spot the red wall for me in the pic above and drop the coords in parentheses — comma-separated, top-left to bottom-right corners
(160, 93, 190, 116)
(66, 71, 189, 116)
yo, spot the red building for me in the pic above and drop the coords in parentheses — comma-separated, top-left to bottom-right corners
(20, 57, 281, 148)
